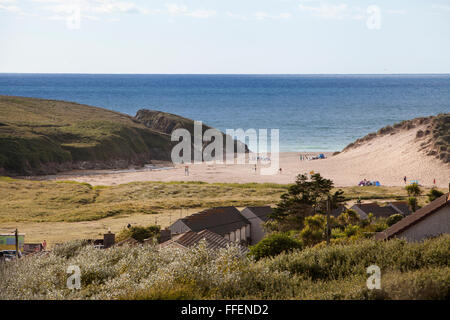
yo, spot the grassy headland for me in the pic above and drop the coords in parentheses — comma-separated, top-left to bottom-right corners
(0, 95, 175, 175)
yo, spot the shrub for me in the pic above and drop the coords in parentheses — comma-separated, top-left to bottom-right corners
(116, 225, 160, 242)
(249, 233, 303, 260)
(408, 197, 419, 212)
(1, 235, 448, 300)
(386, 214, 404, 227)
(300, 215, 326, 247)
(427, 188, 444, 202)
(53, 239, 89, 259)
(405, 183, 421, 197)
(267, 235, 450, 281)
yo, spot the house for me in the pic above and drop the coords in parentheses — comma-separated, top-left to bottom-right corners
(350, 203, 397, 219)
(331, 205, 348, 218)
(239, 206, 272, 245)
(159, 229, 248, 254)
(375, 193, 450, 242)
(168, 206, 251, 244)
(387, 201, 412, 216)
(350, 201, 411, 219)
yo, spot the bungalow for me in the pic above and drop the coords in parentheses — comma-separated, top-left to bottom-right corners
(350, 201, 411, 219)
(159, 229, 248, 254)
(168, 206, 251, 245)
(375, 193, 450, 242)
(386, 201, 412, 216)
(239, 206, 272, 245)
(331, 205, 348, 218)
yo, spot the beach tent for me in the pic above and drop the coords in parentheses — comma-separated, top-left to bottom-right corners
(318, 154, 325, 159)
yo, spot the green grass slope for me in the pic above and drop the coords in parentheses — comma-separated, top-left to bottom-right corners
(0, 95, 173, 175)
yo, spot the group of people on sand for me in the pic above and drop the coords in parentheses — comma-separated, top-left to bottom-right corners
(358, 179, 380, 187)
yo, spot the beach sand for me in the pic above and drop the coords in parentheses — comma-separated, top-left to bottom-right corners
(41, 124, 449, 188)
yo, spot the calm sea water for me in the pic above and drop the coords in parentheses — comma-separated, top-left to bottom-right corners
(1, 74, 449, 152)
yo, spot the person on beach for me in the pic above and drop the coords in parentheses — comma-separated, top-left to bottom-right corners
(279, 168, 282, 174)
(185, 165, 189, 176)
(42, 240, 47, 251)
(403, 176, 407, 184)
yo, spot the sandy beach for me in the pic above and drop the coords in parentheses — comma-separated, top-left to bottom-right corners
(40, 125, 449, 188)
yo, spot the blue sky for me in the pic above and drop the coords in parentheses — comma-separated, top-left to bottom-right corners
(1, 0, 449, 74)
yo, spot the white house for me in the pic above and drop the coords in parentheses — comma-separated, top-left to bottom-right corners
(376, 193, 450, 242)
(239, 206, 272, 245)
(168, 206, 251, 245)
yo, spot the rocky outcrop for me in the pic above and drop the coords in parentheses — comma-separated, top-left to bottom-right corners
(134, 109, 249, 159)
(0, 96, 249, 176)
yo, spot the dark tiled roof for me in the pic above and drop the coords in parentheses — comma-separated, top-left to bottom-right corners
(244, 206, 273, 222)
(178, 206, 250, 236)
(160, 230, 247, 254)
(351, 203, 398, 218)
(331, 205, 347, 217)
(376, 193, 450, 240)
(388, 201, 412, 215)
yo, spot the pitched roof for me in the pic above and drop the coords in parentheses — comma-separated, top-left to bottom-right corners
(177, 206, 250, 236)
(159, 229, 248, 254)
(244, 206, 273, 222)
(388, 201, 412, 215)
(376, 193, 450, 240)
(331, 205, 347, 217)
(351, 203, 398, 218)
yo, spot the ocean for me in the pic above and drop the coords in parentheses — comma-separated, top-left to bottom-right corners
(1, 74, 449, 152)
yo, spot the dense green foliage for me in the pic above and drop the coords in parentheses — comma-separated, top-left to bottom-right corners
(249, 233, 303, 260)
(408, 197, 419, 212)
(386, 214, 404, 227)
(406, 183, 422, 197)
(428, 188, 444, 202)
(1, 235, 448, 300)
(269, 173, 344, 232)
(116, 225, 161, 242)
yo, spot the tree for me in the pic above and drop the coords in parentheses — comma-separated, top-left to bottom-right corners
(408, 197, 419, 212)
(270, 173, 345, 230)
(249, 233, 303, 260)
(300, 215, 326, 247)
(405, 183, 422, 197)
(427, 188, 444, 202)
(337, 209, 360, 226)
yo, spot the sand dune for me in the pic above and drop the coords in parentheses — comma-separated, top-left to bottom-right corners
(43, 122, 449, 188)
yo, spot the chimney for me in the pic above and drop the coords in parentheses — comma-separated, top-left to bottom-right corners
(103, 231, 115, 249)
(158, 229, 171, 244)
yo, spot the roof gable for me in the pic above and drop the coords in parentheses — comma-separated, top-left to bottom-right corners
(160, 229, 248, 254)
(351, 203, 398, 218)
(178, 206, 250, 236)
(244, 206, 273, 222)
(376, 193, 450, 240)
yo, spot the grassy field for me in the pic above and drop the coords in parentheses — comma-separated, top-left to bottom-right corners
(0, 95, 173, 175)
(0, 176, 444, 246)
